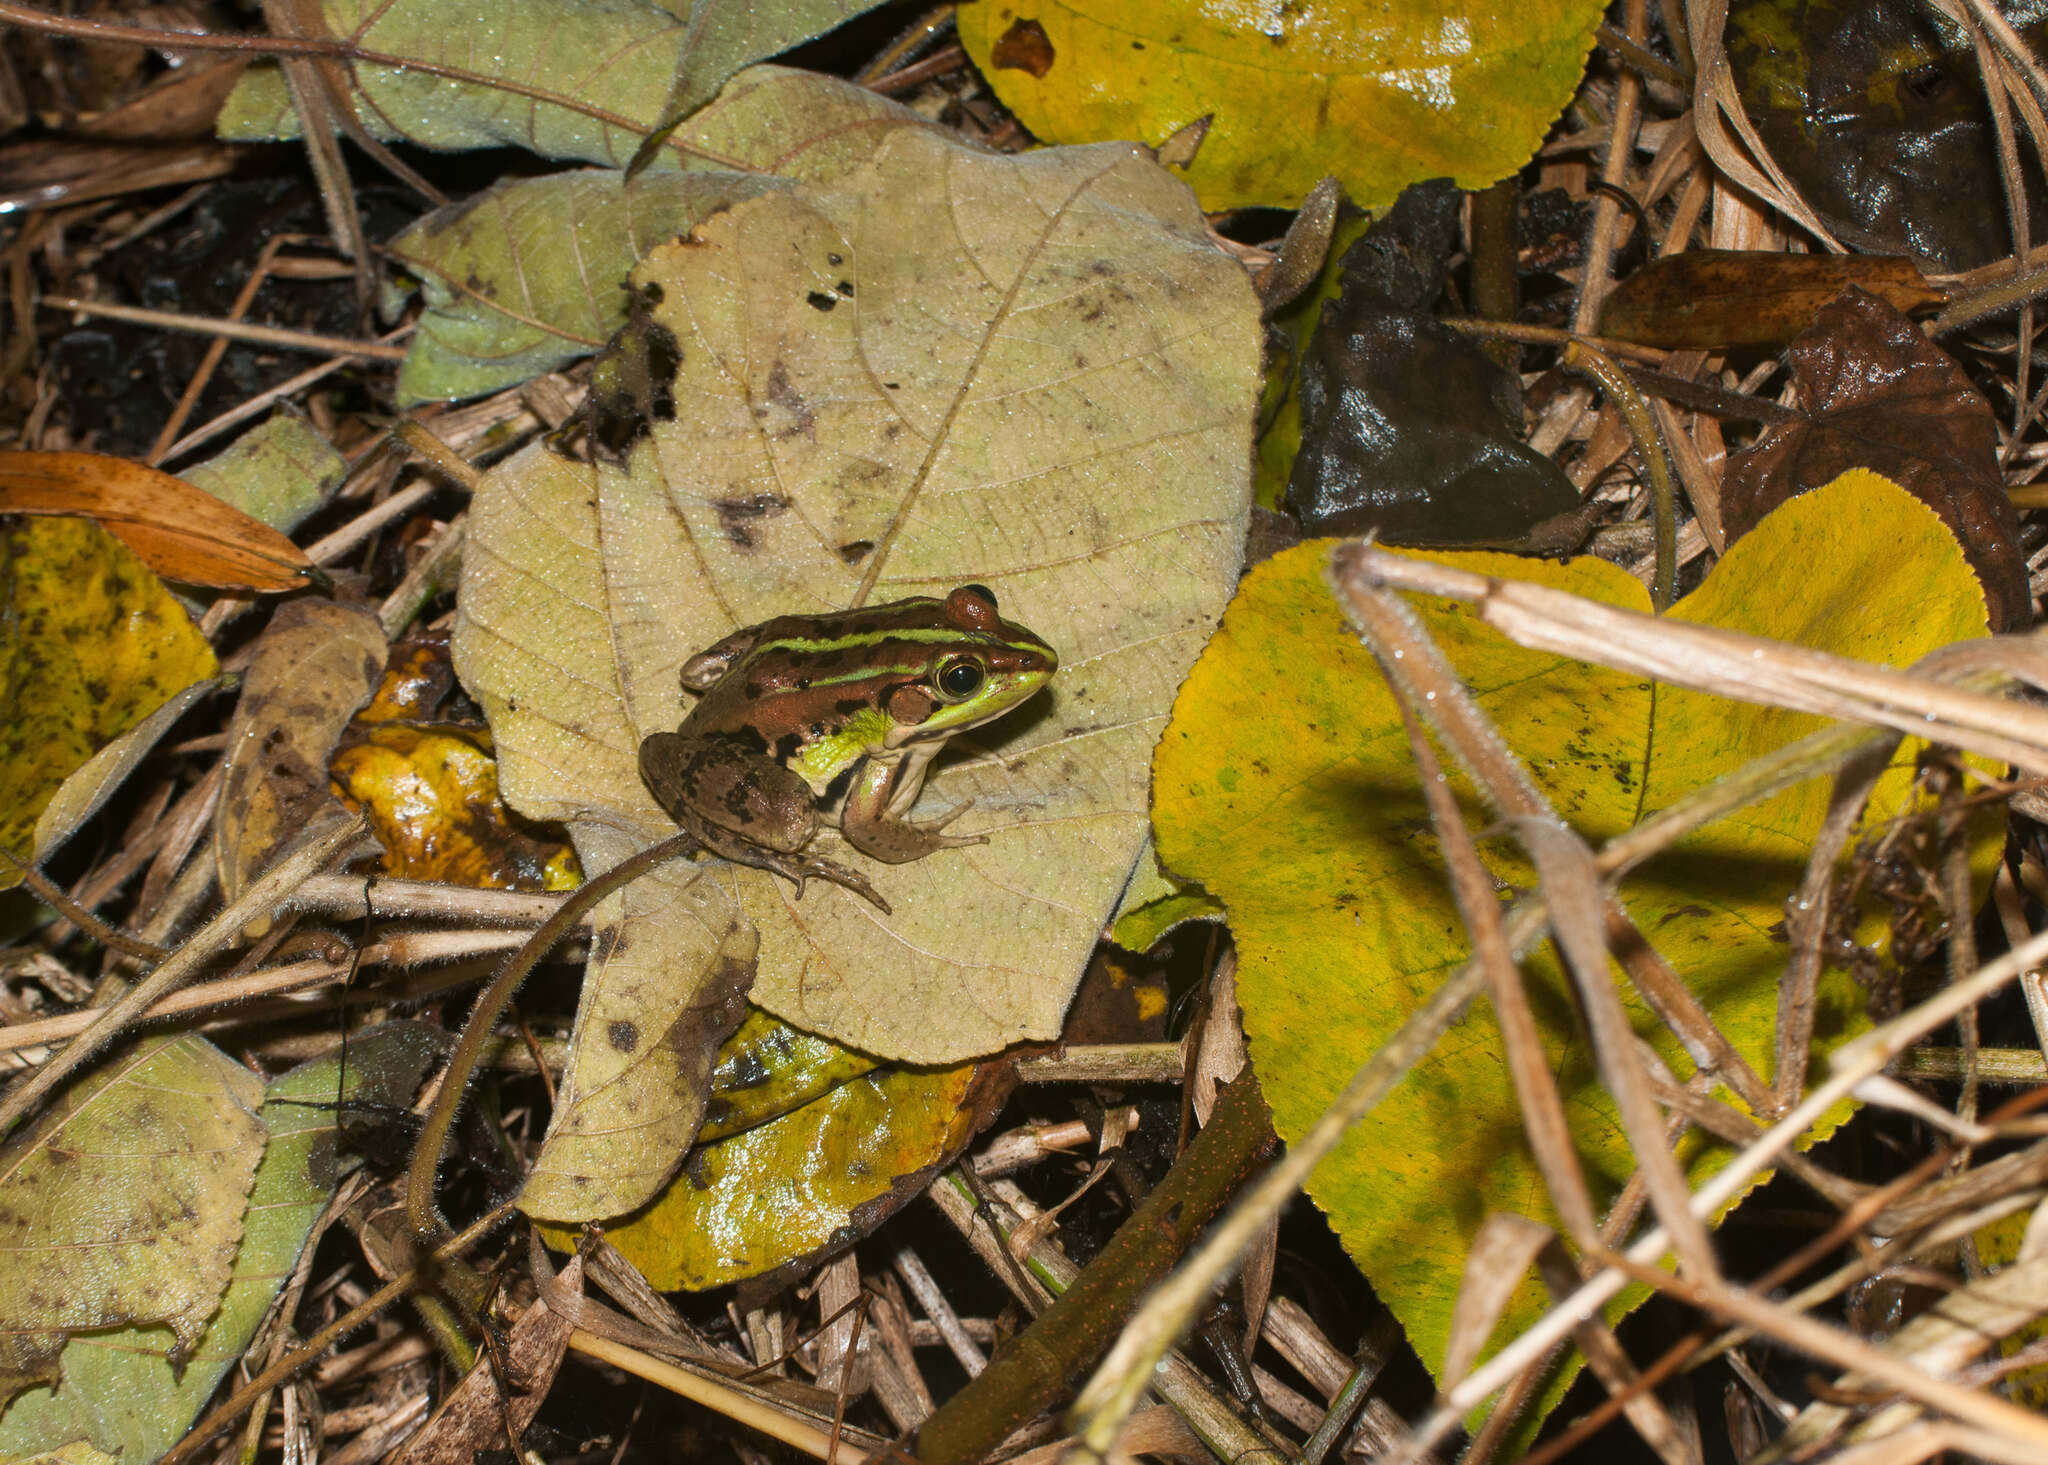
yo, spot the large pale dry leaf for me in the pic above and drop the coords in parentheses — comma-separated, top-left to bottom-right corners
(457, 130, 1259, 1219)
(0, 1037, 264, 1403)
(216, 600, 387, 902)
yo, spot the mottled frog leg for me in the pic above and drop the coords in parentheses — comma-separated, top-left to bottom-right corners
(839, 743, 983, 864)
(639, 732, 889, 912)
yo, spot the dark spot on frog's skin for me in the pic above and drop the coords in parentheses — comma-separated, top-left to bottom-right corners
(806, 290, 838, 311)
(718, 726, 770, 756)
(833, 697, 867, 716)
(743, 682, 764, 699)
(773, 732, 803, 762)
(608, 1021, 639, 1052)
(839, 540, 875, 564)
(809, 722, 826, 737)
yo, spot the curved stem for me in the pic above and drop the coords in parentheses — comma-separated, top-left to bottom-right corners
(404, 831, 701, 1246)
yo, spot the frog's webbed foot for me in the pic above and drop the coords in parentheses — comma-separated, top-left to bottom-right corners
(777, 850, 890, 914)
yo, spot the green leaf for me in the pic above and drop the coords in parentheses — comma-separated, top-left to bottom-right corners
(0, 1037, 265, 1404)
(1152, 469, 1993, 1392)
(633, 0, 891, 170)
(957, 0, 1605, 210)
(385, 170, 786, 404)
(176, 409, 344, 535)
(216, 0, 928, 175)
(0, 1027, 438, 1463)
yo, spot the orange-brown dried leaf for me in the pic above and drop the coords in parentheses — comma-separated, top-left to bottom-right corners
(330, 723, 580, 891)
(1598, 251, 1943, 350)
(1722, 287, 2026, 628)
(0, 450, 316, 592)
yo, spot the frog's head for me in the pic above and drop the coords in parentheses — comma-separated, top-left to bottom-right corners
(881, 584, 1057, 748)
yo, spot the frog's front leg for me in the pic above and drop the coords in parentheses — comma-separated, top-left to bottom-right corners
(639, 732, 888, 911)
(840, 742, 983, 864)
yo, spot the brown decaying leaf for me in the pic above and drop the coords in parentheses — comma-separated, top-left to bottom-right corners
(1598, 251, 1944, 350)
(1722, 287, 2027, 629)
(0, 451, 316, 592)
(217, 600, 388, 903)
(391, 1252, 582, 1465)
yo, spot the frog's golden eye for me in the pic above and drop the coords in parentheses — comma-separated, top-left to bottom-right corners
(936, 657, 985, 700)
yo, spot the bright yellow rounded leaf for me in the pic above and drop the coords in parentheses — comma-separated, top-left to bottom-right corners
(1153, 469, 1993, 1388)
(958, 0, 1606, 210)
(545, 1054, 989, 1290)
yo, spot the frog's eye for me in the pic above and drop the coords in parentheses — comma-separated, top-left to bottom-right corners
(936, 658, 985, 700)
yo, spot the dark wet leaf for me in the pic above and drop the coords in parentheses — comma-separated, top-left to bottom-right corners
(1599, 251, 1944, 350)
(1728, 0, 2046, 270)
(1723, 287, 2025, 628)
(1287, 181, 1578, 543)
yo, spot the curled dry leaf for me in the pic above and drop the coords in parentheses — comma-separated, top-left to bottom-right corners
(217, 600, 387, 902)
(0, 451, 318, 591)
(1597, 250, 1943, 350)
(0, 1036, 265, 1404)
(1722, 287, 2027, 629)
(456, 129, 1259, 1221)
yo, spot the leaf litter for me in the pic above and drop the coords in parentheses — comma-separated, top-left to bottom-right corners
(4, 2, 2048, 1463)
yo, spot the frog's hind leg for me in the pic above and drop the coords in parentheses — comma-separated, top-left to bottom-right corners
(640, 734, 890, 912)
(689, 821, 890, 914)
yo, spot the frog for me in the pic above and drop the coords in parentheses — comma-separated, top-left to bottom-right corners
(638, 584, 1058, 913)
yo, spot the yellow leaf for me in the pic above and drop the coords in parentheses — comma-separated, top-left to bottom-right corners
(548, 1052, 990, 1290)
(0, 518, 218, 883)
(958, 0, 1606, 210)
(330, 724, 581, 891)
(1152, 469, 1994, 1393)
